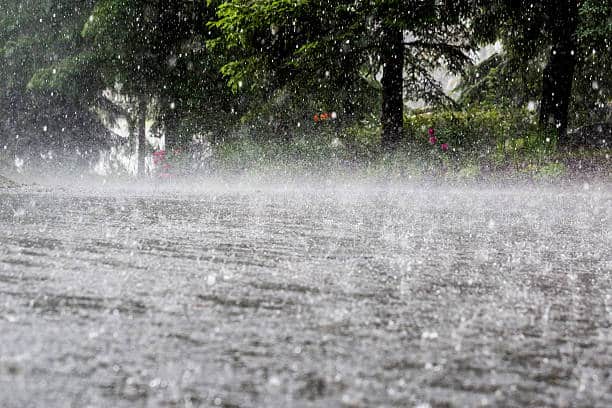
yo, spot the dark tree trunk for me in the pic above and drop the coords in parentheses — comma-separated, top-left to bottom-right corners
(137, 96, 147, 177)
(539, 0, 578, 143)
(163, 100, 179, 151)
(380, 26, 404, 150)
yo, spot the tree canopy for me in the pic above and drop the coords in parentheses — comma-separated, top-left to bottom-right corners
(1, 0, 610, 172)
(0, 0, 109, 164)
(211, 0, 474, 147)
(464, 0, 612, 140)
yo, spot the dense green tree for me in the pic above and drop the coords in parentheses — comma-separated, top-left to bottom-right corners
(2, 0, 607, 173)
(572, 0, 612, 127)
(0, 0, 109, 167)
(469, 0, 611, 142)
(212, 0, 473, 149)
(32, 0, 243, 175)
(81, 0, 219, 174)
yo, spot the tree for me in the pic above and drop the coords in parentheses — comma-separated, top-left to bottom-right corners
(80, 0, 184, 175)
(470, 0, 611, 142)
(58, 0, 241, 175)
(0, 0, 109, 167)
(572, 0, 612, 128)
(211, 0, 473, 149)
(538, 0, 578, 139)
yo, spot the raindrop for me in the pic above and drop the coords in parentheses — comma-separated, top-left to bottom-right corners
(421, 331, 438, 340)
(527, 101, 537, 112)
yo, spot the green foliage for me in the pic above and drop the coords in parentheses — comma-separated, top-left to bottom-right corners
(467, 0, 612, 131)
(28, 51, 104, 99)
(1, 0, 609, 173)
(406, 107, 530, 150)
(341, 114, 383, 158)
(404, 106, 558, 166)
(0, 0, 111, 166)
(0, 0, 96, 93)
(211, 0, 474, 145)
(213, 134, 354, 174)
(572, 0, 612, 125)
(456, 53, 543, 109)
(535, 162, 566, 179)
(457, 163, 482, 180)
(75, 0, 246, 148)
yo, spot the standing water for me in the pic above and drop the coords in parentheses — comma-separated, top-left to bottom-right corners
(1, 179, 611, 407)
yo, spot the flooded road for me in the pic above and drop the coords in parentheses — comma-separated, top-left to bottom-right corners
(1, 180, 611, 407)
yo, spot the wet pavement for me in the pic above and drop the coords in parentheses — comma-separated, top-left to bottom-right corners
(0, 180, 611, 407)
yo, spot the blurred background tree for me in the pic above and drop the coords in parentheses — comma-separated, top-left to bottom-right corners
(461, 0, 611, 144)
(0, 0, 110, 168)
(1, 0, 610, 174)
(29, 0, 245, 175)
(211, 0, 474, 149)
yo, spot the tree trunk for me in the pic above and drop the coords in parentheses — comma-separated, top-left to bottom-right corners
(380, 26, 404, 150)
(539, 0, 578, 143)
(137, 96, 147, 177)
(164, 101, 179, 151)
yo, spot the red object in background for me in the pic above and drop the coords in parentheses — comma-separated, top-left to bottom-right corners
(314, 112, 334, 123)
(152, 150, 166, 165)
(428, 127, 435, 136)
(428, 136, 437, 145)
(152, 149, 173, 178)
(441, 143, 449, 152)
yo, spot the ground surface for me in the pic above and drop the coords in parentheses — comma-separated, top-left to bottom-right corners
(0, 180, 611, 407)
(0, 174, 18, 188)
